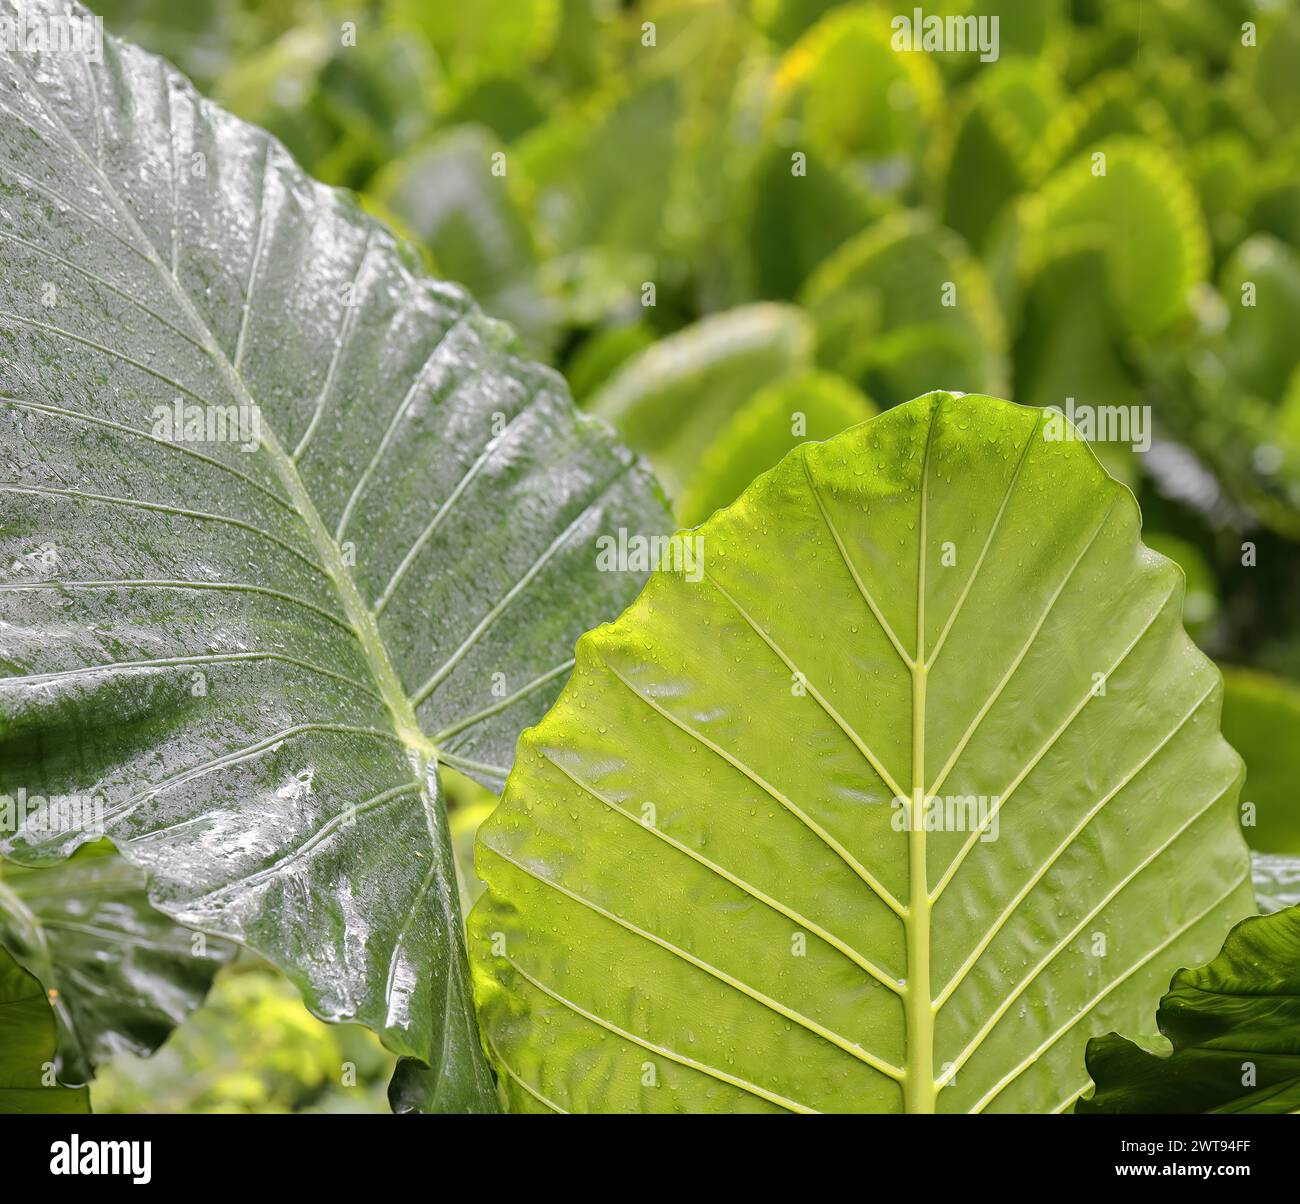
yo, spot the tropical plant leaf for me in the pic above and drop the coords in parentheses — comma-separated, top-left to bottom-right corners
(0, 843, 235, 1086)
(1220, 668, 1300, 855)
(677, 371, 875, 526)
(469, 391, 1252, 1114)
(587, 303, 814, 498)
(1033, 73, 1177, 179)
(933, 60, 1058, 249)
(1079, 906, 1300, 1113)
(773, 5, 941, 177)
(739, 138, 876, 301)
(0, 941, 88, 1113)
(1019, 137, 1208, 339)
(800, 211, 1008, 405)
(369, 125, 555, 355)
(1143, 533, 1217, 645)
(0, 0, 667, 1113)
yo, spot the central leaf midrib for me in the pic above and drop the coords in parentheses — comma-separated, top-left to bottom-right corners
(903, 415, 937, 1114)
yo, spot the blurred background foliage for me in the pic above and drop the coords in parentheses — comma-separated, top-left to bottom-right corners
(43, 0, 1300, 1109)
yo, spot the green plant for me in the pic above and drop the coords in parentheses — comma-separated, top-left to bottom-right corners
(4, 0, 1300, 1120)
(0, 0, 666, 1113)
(469, 392, 1252, 1113)
(1081, 904, 1300, 1113)
(0, 844, 234, 1085)
(0, 943, 88, 1113)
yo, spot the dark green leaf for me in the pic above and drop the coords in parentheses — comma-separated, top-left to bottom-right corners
(0, 0, 667, 1112)
(1080, 906, 1300, 1113)
(0, 843, 235, 1085)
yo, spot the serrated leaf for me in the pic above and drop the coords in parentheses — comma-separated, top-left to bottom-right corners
(0, 0, 668, 1112)
(0, 843, 235, 1086)
(774, 6, 941, 176)
(800, 212, 1008, 405)
(678, 371, 875, 525)
(1034, 73, 1177, 179)
(1020, 137, 1209, 338)
(1080, 906, 1300, 1114)
(587, 303, 814, 498)
(934, 76, 1038, 251)
(469, 391, 1252, 1114)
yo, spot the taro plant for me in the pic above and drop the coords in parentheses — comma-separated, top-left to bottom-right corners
(4, 0, 1300, 1118)
(0, 0, 667, 1114)
(469, 391, 1253, 1113)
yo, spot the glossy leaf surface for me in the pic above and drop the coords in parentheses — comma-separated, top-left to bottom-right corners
(0, 0, 667, 1112)
(1081, 906, 1300, 1113)
(0, 844, 234, 1085)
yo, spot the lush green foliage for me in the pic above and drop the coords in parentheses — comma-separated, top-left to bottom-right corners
(0, 0, 665, 1114)
(2, 0, 1299, 1115)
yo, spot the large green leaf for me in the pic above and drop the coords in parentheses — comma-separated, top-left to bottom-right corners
(677, 371, 875, 526)
(368, 126, 555, 355)
(0, 0, 667, 1112)
(469, 391, 1252, 1113)
(1221, 667, 1300, 855)
(587, 304, 814, 499)
(1080, 906, 1300, 1113)
(0, 844, 235, 1086)
(0, 941, 88, 1113)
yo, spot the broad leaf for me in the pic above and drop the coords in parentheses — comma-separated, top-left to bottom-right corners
(1221, 667, 1300, 854)
(587, 304, 814, 498)
(0, 844, 234, 1085)
(677, 371, 875, 526)
(0, 941, 88, 1113)
(0, 0, 667, 1113)
(799, 212, 1008, 406)
(470, 391, 1252, 1113)
(1080, 906, 1300, 1113)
